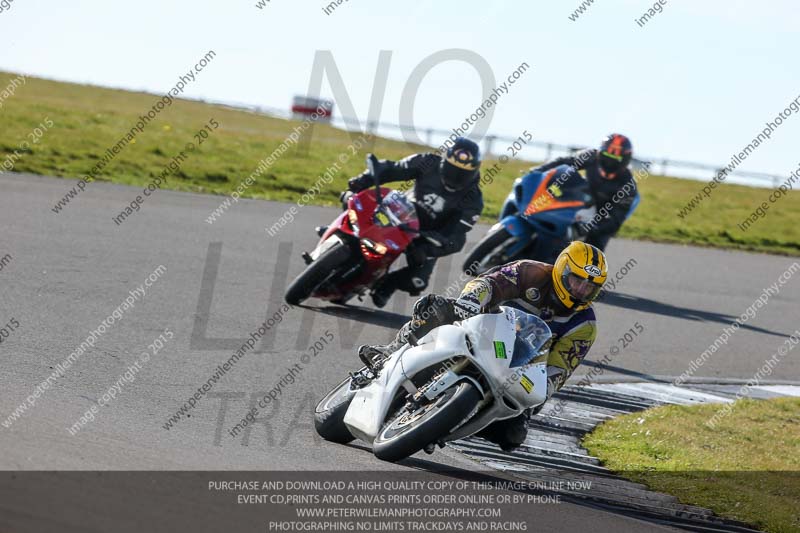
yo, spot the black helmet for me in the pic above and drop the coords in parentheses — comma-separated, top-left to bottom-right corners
(598, 133, 632, 179)
(441, 137, 481, 191)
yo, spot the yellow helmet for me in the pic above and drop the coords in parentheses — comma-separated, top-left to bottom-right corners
(552, 242, 608, 311)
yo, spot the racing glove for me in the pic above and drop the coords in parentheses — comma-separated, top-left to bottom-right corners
(569, 222, 590, 239)
(348, 155, 390, 192)
(453, 292, 482, 320)
(347, 175, 371, 193)
(339, 190, 354, 209)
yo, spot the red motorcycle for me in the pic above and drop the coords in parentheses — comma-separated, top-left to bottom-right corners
(284, 155, 420, 305)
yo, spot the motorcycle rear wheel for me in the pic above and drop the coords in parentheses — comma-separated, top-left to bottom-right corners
(372, 381, 480, 462)
(285, 241, 352, 305)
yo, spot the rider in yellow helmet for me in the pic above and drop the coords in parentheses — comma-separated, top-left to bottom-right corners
(360, 241, 608, 451)
(549, 240, 608, 312)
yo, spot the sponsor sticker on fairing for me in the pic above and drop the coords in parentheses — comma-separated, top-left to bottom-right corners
(493, 341, 507, 359)
(520, 375, 534, 393)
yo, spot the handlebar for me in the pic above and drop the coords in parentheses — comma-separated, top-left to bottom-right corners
(396, 223, 420, 235)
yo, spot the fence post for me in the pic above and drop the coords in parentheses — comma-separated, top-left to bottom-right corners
(484, 135, 496, 158)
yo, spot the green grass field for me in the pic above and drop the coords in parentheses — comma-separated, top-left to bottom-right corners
(2, 71, 799, 254)
(583, 398, 800, 533)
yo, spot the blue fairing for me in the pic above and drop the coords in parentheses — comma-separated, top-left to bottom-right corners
(626, 192, 641, 221)
(518, 169, 588, 233)
(499, 214, 530, 238)
(470, 164, 641, 269)
(495, 165, 592, 263)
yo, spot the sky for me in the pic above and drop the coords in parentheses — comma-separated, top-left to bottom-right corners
(1, 0, 798, 181)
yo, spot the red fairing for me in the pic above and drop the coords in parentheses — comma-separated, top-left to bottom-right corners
(319, 210, 349, 241)
(312, 187, 419, 301)
(350, 188, 417, 249)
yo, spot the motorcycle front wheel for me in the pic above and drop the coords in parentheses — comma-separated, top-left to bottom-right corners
(284, 241, 352, 305)
(372, 381, 481, 462)
(314, 371, 365, 444)
(462, 227, 515, 276)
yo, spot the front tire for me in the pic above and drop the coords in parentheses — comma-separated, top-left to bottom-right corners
(314, 373, 362, 444)
(372, 381, 481, 462)
(462, 227, 515, 276)
(285, 241, 352, 305)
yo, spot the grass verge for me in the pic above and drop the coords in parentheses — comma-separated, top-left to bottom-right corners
(582, 398, 800, 533)
(1, 71, 799, 254)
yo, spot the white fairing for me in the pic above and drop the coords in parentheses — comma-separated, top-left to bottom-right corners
(342, 307, 550, 445)
(309, 235, 342, 261)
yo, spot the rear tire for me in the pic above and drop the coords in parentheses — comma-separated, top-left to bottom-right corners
(285, 241, 352, 305)
(314, 373, 362, 444)
(462, 227, 515, 276)
(372, 381, 481, 462)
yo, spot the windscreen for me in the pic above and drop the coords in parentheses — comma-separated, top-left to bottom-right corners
(379, 190, 419, 230)
(508, 308, 553, 368)
(545, 165, 590, 202)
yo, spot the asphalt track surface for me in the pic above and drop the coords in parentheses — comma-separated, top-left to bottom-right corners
(2, 172, 799, 531)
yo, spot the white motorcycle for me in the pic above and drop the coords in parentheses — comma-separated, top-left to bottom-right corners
(314, 306, 553, 462)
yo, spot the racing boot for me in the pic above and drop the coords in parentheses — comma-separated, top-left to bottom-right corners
(357, 344, 391, 370)
(370, 276, 397, 308)
(476, 412, 529, 452)
(357, 295, 451, 368)
(356, 316, 419, 369)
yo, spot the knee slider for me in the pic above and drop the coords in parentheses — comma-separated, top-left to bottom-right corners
(411, 277, 427, 290)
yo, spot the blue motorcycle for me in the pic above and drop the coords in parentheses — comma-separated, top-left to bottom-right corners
(462, 164, 637, 275)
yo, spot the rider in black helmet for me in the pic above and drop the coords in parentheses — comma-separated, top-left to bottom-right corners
(439, 138, 482, 191)
(344, 137, 484, 308)
(535, 133, 637, 251)
(596, 133, 633, 179)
